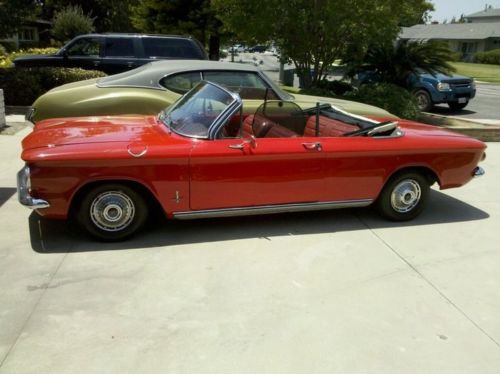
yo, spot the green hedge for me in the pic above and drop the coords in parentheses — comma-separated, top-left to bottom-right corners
(345, 83, 419, 120)
(474, 49, 500, 65)
(0, 47, 60, 68)
(0, 67, 106, 105)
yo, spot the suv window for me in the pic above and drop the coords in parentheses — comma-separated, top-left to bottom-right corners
(143, 38, 204, 59)
(161, 72, 202, 94)
(203, 71, 278, 100)
(66, 37, 101, 56)
(105, 38, 134, 57)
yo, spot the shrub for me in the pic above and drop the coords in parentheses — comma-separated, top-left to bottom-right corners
(0, 44, 6, 57)
(52, 5, 95, 43)
(344, 83, 420, 120)
(316, 80, 354, 95)
(0, 67, 106, 105)
(300, 82, 419, 119)
(299, 80, 354, 100)
(474, 49, 500, 65)
(0, 41, 17, 52)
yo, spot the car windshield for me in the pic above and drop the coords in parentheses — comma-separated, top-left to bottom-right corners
(159, 81, 237, 138)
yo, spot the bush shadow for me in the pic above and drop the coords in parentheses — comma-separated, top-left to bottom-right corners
(30, 190, 489, 254)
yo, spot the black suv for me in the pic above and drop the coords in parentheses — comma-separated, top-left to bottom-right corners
(13, 33, 208, 75)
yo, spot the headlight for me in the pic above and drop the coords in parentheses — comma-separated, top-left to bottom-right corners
(437, 82, 451, 91)
(25, 107, 36, 123)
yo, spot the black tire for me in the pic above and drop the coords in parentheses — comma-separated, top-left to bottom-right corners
(448, 101, 468, 111)
(376, 172, 430, 221)
(414, 90, 433, 112)
(77, 184, 148, 241)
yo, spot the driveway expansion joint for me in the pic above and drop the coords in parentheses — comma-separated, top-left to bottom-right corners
(356, 214, 500, 351)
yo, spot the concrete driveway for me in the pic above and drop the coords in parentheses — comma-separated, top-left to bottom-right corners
(1, 128, 499, 373)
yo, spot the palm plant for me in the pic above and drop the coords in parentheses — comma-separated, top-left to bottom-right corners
(362, 40, 456, 87)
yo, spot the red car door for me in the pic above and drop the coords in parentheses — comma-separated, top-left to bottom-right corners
(319, 136, 400, 201)
(188, 137, 327, 210)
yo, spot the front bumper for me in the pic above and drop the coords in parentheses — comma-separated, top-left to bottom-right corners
(473, 166, 485, 178)
(17, 166, 50, 209)
(431, 89, 476, 104)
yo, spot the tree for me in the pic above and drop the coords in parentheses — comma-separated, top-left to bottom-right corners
(213, 0, 434, 88)
(358, 40, 456, 87)
(52, 5, 95, 42)
(0, 0, 39, 39)
(131, 0, 223, 59)
(41, 0, 138, 33)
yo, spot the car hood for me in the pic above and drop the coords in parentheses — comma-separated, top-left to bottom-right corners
(23, 115, 161, 151)
(419, 72, 471, 82)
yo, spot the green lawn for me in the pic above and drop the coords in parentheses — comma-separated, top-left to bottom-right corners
(450, 62, 500, 83)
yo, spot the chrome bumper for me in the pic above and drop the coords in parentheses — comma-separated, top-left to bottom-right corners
(17, 166, 50, 209)
(473, 166, 485, 178)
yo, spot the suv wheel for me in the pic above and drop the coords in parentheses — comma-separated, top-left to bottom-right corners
(414, 90, 433, 112)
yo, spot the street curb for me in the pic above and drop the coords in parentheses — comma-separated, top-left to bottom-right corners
(419, 113, 500, 142)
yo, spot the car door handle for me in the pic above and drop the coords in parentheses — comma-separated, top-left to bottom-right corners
(229, 143, 245, 150)
(302, 142, 322, 151)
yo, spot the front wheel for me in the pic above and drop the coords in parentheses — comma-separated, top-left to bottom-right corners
(78, 184, 148, 241)
(376, 172, 430, 221)
(414, 90, 433, 112)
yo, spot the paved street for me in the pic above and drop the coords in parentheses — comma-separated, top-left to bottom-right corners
(433, 83, 500, 121)
(1, 127, 500, 373)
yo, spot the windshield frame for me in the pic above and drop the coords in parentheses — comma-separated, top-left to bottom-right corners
(159, 80, 242, 140)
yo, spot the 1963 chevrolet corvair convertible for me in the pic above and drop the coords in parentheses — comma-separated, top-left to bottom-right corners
(18, 81, 486, 241)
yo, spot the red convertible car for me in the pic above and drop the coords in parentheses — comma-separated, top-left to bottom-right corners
(18, 81, 486, 241)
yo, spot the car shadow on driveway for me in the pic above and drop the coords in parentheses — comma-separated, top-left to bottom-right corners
(0, 187, 16, 208)
(29, 190, 489, 254)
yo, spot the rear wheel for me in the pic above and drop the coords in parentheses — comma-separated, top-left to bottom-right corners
(78, 184, 148, 241)
(414, 90, 433, 112)
(376, 172, 430, 221)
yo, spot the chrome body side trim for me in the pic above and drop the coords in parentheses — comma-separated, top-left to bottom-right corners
(473, 166, 485, 177)
(17, 166, 50, 210)
(173, 199, 373, 220)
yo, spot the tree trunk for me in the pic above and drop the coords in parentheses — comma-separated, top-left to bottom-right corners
(296, 64, 312, 89)
(208, 34, 220, 60)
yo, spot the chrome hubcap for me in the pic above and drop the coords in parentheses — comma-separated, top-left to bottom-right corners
(90, 191, 135, 232)
(390, 179, 421, 213)
(416, 94, 428, 110)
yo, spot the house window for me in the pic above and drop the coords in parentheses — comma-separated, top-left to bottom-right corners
(19, 27, 36, 41)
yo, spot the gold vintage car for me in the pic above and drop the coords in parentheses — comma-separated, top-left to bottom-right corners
(27, 60, 397, 123)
